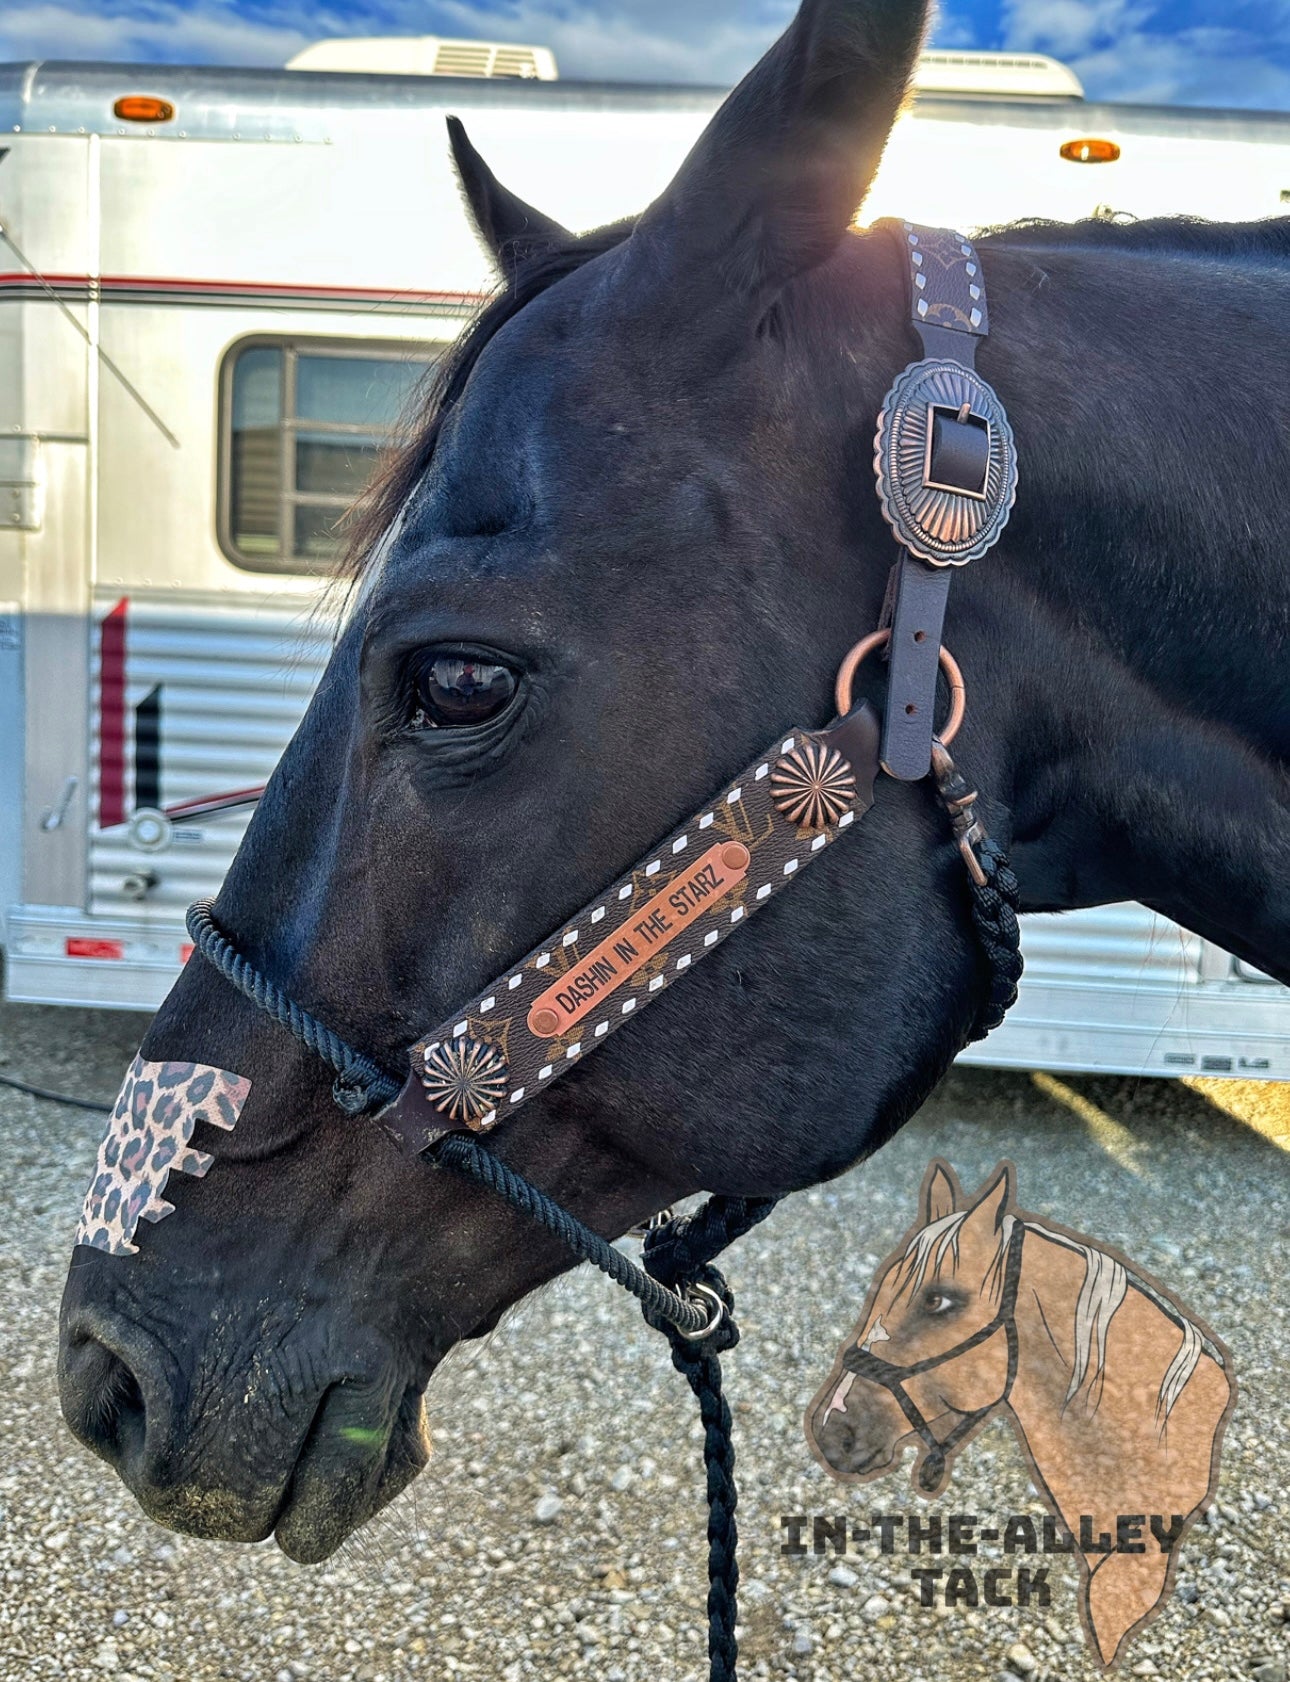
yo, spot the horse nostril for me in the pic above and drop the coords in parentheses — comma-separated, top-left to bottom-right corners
(61, 1332, 149, 1469)
(813, 1407, 855, 1460)
(96, 1350, 147, 1456)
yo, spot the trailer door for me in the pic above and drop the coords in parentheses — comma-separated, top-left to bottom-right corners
(0, 135, 94, 935)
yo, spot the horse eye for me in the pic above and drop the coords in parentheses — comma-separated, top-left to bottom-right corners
(924, 1290, 955, 1315)
(412, 656, 518, 729)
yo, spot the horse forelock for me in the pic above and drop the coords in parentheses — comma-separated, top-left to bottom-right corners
(895, 1209, 1015, 1304)
(340, 222, 635, 584)
(896, 1210, 964, 1299)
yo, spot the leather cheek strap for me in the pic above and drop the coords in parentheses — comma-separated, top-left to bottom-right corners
(874, 222, 1002, 782)
(879, 552, 955, 779)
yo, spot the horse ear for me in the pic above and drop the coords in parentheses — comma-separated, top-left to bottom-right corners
(635, 0, 930, 300)
(968, 1163, 1015, 1233)
(919, 1161, 958, 1225)
(447, 116, 571, 283)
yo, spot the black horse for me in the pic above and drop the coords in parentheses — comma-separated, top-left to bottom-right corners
(60, 0, 1289, 1567)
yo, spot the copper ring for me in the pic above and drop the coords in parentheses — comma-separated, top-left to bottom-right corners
(834, 630, 966, 747)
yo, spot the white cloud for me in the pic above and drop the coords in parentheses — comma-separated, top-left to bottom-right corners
(1001, 0, 1154, 60)
(0, 2, 315, 66)
(1000, 0, 1290, 108)
(929, 7, 983, 51)
(1069, 31, 1290, 108)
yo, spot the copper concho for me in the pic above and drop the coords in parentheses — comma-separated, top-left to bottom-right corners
(771, 740, 856, 830)
(421, 1036, 508, 1132)
(874, 359, 1018, 567)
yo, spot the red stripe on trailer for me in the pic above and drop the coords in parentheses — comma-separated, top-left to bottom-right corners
(98, 599, 129, 829)
(164, 785, 265, 819)
(0, 273, 489, 309)
(180, 944, 194, 964)
(67, 938, 125, 960)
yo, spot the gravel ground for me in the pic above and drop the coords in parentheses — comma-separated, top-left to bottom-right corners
(1, 995, 1286, 1682)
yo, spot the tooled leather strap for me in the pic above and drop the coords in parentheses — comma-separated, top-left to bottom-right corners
(873, 222, 1017, 781)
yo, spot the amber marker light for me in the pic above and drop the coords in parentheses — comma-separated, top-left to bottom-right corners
(113, 96, 175, 123)
(1059, 137, 1121, 164)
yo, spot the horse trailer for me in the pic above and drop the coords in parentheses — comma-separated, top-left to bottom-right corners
(2, 43, 1288, 1078)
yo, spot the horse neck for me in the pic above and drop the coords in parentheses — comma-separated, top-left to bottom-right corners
(982, 236, 1290, 745)
(948, 240, 1290, 975)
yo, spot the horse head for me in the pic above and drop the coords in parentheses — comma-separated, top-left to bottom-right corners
(61, 0, 989, 1563)
(809, 1159, 1238, 1667)
(808, 1161, 1018, 1491)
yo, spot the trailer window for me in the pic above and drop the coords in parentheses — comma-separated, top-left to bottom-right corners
(220, 339, 435, 573)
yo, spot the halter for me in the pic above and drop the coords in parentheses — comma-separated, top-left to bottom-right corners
(842, 1223, 1025, 1492)
(167, 222, 1021, 1682)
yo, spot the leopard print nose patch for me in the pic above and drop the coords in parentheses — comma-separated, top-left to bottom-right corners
(75, 1056, 252, 1257)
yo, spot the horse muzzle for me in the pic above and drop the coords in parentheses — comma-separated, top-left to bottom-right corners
(58, 1276, 431, 1562)
(808, 1381, 905, 1478)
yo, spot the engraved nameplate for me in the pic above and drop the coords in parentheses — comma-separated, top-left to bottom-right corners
(526, 841, 751, 1039)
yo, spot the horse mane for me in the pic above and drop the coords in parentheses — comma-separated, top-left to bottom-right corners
(1055, 1233, 1128, 1409)
(1025, 1222, 1214, 1422)
(342, 222, 633, 578)
(981, 212, 1290, 262)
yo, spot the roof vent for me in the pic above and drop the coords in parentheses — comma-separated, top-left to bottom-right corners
(286, 36, 559, 80)
(913, 50, 1084, 100)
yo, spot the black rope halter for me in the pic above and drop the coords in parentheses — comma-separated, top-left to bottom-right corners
(183, 776, 1021, 1682)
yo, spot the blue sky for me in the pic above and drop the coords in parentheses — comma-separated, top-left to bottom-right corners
(1, 1, 1288, 110)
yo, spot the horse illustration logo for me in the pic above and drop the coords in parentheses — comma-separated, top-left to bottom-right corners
(805, 1161, 1236, 1668)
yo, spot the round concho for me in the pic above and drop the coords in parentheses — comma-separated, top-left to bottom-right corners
(771, 740, 856, 830)
(874, 358, 1018, 567)
(420, 1035, 508, 1131)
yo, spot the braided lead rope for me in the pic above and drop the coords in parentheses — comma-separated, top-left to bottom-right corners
(964, 840, 1023, 1040)
(661, 1335, 740, 1682)
(185, 901, 403, 1114)
(929, 743, 1024, 1043)
(639, 1196, 778, 1682)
